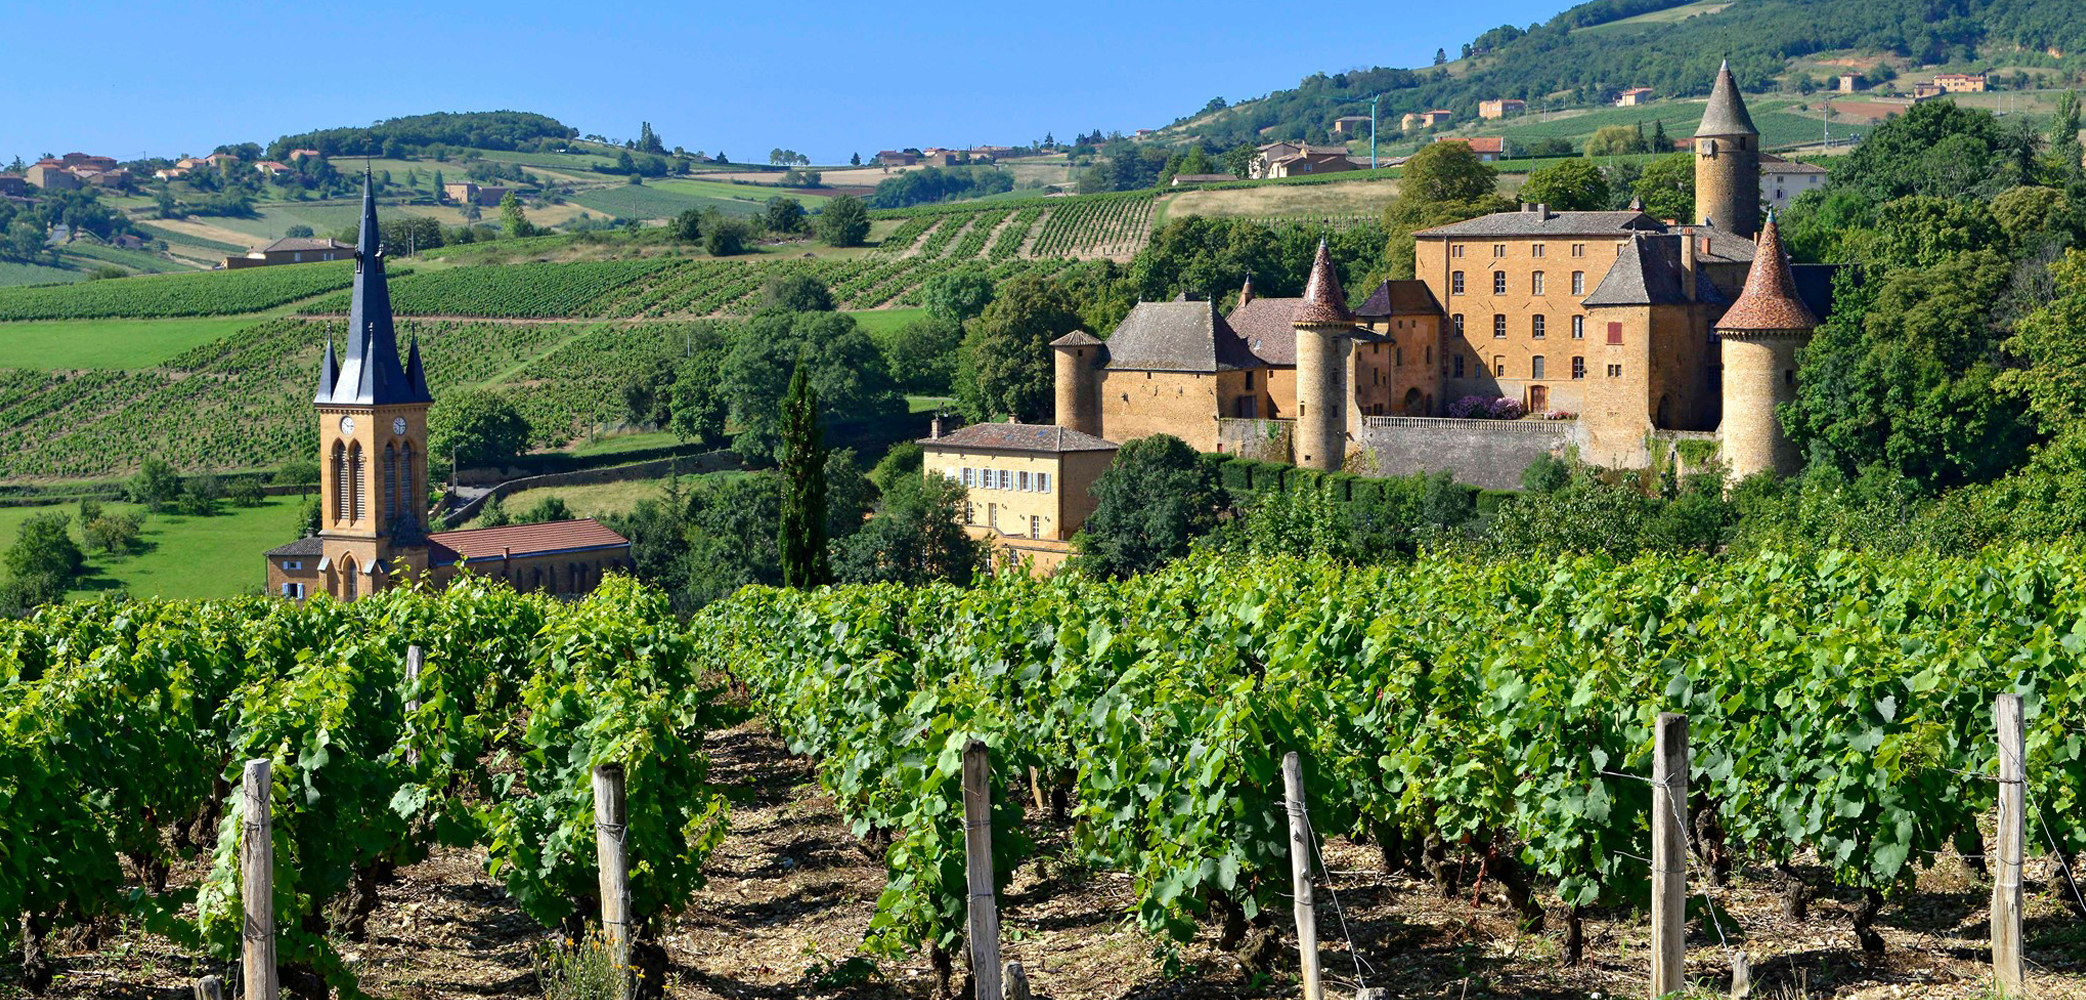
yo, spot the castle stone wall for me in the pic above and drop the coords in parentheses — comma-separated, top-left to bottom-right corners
(1355, 417, 1575, 490)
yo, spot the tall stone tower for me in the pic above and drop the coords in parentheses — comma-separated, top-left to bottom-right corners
(1694, 60, 1761, 239)
(315, 171, 435, 600)
(1716, 212, 1816, 480)
(1291, 240, 1355, 472)
(1049, 330, 1104, 437)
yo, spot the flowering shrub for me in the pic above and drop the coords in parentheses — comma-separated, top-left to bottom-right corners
(1544, 409, 1578, 420)
(1449, 395, 1527, 420)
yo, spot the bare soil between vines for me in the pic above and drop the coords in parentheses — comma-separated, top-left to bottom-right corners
(11, 719, 2086, 999)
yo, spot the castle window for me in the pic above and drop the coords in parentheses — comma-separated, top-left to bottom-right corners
(1532, 271, 1545, 295)
(1031, 515, 1041, 539)
(1450, 244, 1465, 258)
(1494, 356, 1507, 377)
(1571, 271, 1585, 295)
(1492, 314, 1506, 338)
(1572, 356, 1586, 379)
(1531, 244, 1545, 258)
(1452, 271, 1465, 294)
(1453, 354, 1465, 378)
(998, 469, 1012, 490)
(1394, 347, 1402, 366)
(1785, 369, 1795, 386)
(1492, 244, 1506, 258)
(1607, 364, 1623, 377)
(1532, 315, 1546, 339)
(1492, 271, 1506, 294)
(1452, 314, 1464, 334)
(1531, 356, 1546, 379)
(384, 444, 398, 523)
(1037, 472, 1051, 493)
(1018, 471, 1031, 491)
(962, 467, 975, 488)
(1571, 243, 1586, 257)
(1245, 370, 1254, 389)
(1426, 345, 1433, 363)
(280, 582, 304, 600)
(1606, 322, 1623, 345)
(964, 501, 975, 524)
(1572, 315, 1585, 339)
(283, 560, 303, 571)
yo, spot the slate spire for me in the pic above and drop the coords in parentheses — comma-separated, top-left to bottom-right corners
(325, 169, 430, 405)
(313, 334, 338, 403)
(1696, 59, 1759, 138)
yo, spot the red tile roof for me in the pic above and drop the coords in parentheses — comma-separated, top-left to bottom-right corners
(1291, 241, 1354, 326)
(1437, 136, 1504, 153)
(1717, 215, 1818, 333)
(427, 517, 629, 567)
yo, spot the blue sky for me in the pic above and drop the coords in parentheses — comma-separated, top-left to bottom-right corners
(3, 0, 1565, 165)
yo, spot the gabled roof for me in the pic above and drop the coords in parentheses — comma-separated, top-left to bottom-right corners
(1696, 60, 1758, 137)
(1582, 234, 1729, 307)
(1353, 279, 1444, 319)
(1414, 209, 1663, 238)
(1437, 136, 1504, 153)
(427, 518, 630, 567)
(1716, 214, 1818, 332)
(266, 536, 325, 557)
(1103, 299, 1262, 372)
(1293, 240, 1355, 326)
(1225, 297, 1304, 365)
(1674, 223, 1757, 264)
(921, 422, 1119, 453)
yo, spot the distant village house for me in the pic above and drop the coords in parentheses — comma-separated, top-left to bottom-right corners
(1435, 135, 1506, 162)
(226, 236, 355, 270)
(1933, 73, 1987, 93)
(1616, 87, 1655, 107)
(922, 421, 1118, 573)
(441, 182, 511, 207)
(1331, 115, 1373, 136)
(1478, 99, 1525, 119)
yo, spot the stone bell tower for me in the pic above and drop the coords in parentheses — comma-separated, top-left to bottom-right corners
(314, 170, 435, 600)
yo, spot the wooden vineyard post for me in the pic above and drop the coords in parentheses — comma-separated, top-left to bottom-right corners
(404, 645, 422, 767)
(1283, 751, 1324, 1000)
(1651, 713, 1687, 999)
(592, 763, 631, 996)
(962, 740, 1004, 1000)
(240, 759, 278, 1000)
(1992, 693, 2024, 997)
(1002, 960, 1030, 1000)
(193, 974, 225, 1000)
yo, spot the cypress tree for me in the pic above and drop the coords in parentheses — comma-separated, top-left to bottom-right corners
(777, 361, 829, 588)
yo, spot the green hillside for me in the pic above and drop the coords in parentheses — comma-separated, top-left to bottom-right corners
(1165, 0, 2086, 149)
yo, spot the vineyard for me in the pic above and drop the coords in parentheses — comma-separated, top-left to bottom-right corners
(300, 258, 675, 319)
(0, 577, 725, 997)
(0, 262, 358, 321)
(7, 547, 2086, 997)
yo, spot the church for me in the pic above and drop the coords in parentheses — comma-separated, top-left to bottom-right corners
(1049, 62, 1835, 482)
(264, 174, 631, 601)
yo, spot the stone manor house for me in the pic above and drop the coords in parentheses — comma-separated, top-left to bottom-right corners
(264, 176, 630, 602)
(1047, 62, 1836, 487)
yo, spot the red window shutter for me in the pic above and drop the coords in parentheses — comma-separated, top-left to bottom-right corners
(1606, 322, 1623, 345)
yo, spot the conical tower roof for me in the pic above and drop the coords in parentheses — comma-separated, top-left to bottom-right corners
(324, 169, 431, 406)
(1716, 213, 1816, 332)
(1695, 60, 1758, 138)
(1290, 240, 1353, 326)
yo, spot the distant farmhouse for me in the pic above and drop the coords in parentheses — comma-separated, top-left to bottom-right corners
(1022, 63, 1839, 503)
(1249, 141, 1357, 179)
(1933, 72, 1987, 93)
(1616, 87, 1656, 107)
(1402, 110, 1455, 131)
(1760, 153, 1827, 213)
(225, 236, 355, 270)
(1479, 99, 1525, 119)
(441, 182, 511, 207)
(265, 175, 631, 602)
(25, 153, 129, 190)
(1435, 136, 1505, 162)
(920, 421, 1118, 571)
(1331, 115, 1373, 136)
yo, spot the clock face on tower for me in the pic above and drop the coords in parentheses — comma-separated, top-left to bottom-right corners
(339, 415, 355, 435)
(393, 417, 407, 436)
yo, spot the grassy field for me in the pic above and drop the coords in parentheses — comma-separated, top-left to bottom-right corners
(570, 177, 833, 221)
(488, 476, 674, 523)
(1573, 0, 1733, 35)
(0, 260, 92, 288)
(0, 315, 271, 369)
(1158, 177, 1403, 225)
(848, 307, 926, 337)
(0, 495, 306, 601)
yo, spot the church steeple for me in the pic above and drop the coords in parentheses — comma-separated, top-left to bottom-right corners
(324, 170, 430, 406)
(314, 335, 338, 403)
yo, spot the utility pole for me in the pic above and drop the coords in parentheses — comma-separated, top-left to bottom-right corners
(1369, 94, 1383, 170)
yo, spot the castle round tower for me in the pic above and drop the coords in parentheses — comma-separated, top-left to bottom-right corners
(1291, 241, 1356, 472)
(1050, 330, 1104, 437)
(1694, 60, 1761, 239)
(1716, 212, 1817, 480)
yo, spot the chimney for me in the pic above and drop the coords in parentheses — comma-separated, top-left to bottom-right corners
(1536, 203, 1550, 219)
(1520, 202, 1531, 212)
(1239, 274, 1255, 307)
(1680, 231, 1698, 302)
(930, 413, 945, 439)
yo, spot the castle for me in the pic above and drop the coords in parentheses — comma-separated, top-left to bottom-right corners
(1050, 62, 1835, 483)
(264, 174, 630, 601)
